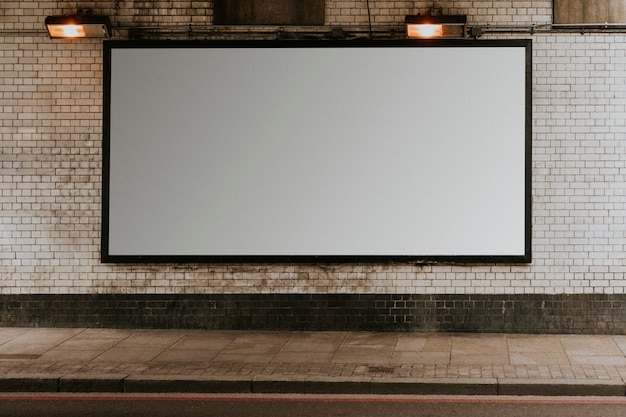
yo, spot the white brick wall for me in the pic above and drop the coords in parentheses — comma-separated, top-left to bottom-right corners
(2, 1, 626, 295)
(530, 31, 626, 295)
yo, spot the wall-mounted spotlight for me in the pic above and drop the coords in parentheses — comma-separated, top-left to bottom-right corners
(405, 15, 467, 39)
(45, 14, 112, 38)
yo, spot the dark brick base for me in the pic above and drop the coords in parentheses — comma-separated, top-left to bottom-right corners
(0, 294, 624, 334)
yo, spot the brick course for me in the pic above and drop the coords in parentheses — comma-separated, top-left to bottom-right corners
(1, 293, 625, 333)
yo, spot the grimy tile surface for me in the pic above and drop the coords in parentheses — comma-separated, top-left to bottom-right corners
(0, 328, 626, 395)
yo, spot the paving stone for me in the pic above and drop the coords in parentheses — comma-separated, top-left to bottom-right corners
(391, 351, 449, 364)
(332, 345, 396, 364)
(568, 355, 626, 366)
(452, 334, 508, 355)
(509, 351, 570, 365)
(91, 347, 165, 363)
(507, 335, 566, 353)
(114, 331, 184, 349)
(451, 354, 510, 366)
(560, 335, 624, 356)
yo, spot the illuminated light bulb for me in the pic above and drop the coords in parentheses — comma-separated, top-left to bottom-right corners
(407, 24, 443, 38)
(47, 24, 86, 38)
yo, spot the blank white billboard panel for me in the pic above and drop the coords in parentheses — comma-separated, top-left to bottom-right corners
(103, 40, 531, 263)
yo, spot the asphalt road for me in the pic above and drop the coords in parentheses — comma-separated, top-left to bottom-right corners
(2, 394, 626, 417)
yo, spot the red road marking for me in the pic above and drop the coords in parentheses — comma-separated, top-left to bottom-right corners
(1, 394, 626, 405)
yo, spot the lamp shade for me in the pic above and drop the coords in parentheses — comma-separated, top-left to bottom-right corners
(45, 15, 112, 38)
(405, 15, 467, 39)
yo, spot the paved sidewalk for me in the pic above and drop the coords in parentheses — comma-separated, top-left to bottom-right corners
(1, 328, 626, 396)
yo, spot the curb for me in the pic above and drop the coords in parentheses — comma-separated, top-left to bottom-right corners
(0, 376, 624, 396)
(124, 375, 251, 393)
(370, 377, 498, 395)
(497, 378, 626, 396)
